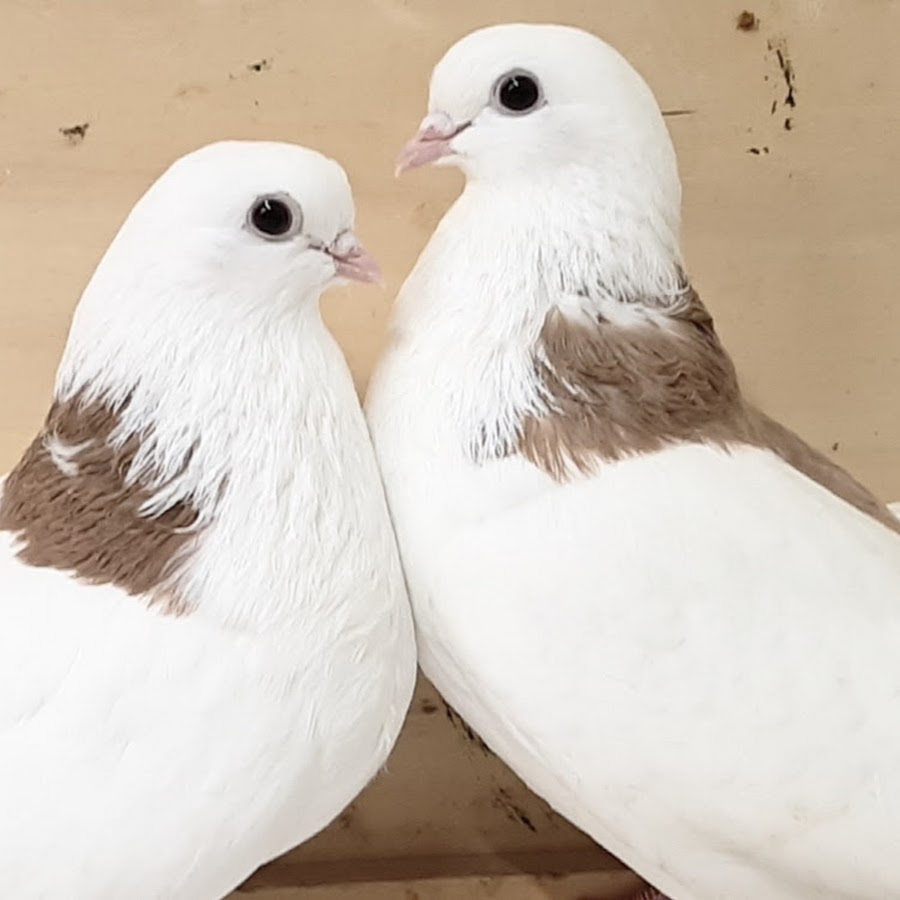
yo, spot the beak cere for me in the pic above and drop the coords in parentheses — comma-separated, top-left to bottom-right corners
(395, 111, 471, 175)
(326, 235, 383, 285)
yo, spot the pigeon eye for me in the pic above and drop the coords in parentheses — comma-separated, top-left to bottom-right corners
(492, 70, 543, 115)
(246, 193, 303, 241)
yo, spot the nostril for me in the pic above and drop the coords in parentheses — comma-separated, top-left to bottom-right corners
(420, 120, 471, 142)
(329, 230, 359, 259)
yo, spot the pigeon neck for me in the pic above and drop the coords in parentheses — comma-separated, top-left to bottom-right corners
(384, 169, 685, 476)
(462, 168, 682, 303)
(5, 302, 366, 630)
(397, 168, 684, 347)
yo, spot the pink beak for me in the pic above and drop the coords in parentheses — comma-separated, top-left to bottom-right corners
(327, 239, 383, 285)
(395, 112, 470, 176)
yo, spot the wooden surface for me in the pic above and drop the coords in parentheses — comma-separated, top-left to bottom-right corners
(1, 0, 898, 895)
(235, 870, 642, 900)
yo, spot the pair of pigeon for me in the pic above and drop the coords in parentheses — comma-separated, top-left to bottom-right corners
(2, 22, 899, 900)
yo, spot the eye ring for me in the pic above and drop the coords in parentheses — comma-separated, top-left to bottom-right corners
(490, 69, 544, 116)
(246, 192, 304, 241)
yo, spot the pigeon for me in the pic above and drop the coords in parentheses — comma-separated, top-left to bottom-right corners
(0, 140, 416, 900)
(367, 22, 900, 900)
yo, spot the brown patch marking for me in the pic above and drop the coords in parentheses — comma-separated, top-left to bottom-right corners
(520, 286, 750, 478)
(515, 285, 900, 534)
(0, 393, 201, 612)
(750, 410, 900, 532)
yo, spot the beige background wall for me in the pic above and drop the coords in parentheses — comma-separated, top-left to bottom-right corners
(1, 1, 897, 897)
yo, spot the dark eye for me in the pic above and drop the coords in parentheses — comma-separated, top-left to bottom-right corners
(492, 70, 543, 115)
(246, 193, 303, 241)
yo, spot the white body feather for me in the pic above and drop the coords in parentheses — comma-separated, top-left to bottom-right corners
(0, 142, 416, 899)
(367, 175, 900, 899)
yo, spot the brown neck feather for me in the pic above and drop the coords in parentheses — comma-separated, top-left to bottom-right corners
(513, 282, 899, 534)
(0, 394, 201, 613)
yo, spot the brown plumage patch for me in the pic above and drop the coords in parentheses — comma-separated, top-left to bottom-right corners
(515, 283, 900, 534)
(0, 394, 201, 613)
(749, 410, 900, 533)
(520, 286, 750, 478)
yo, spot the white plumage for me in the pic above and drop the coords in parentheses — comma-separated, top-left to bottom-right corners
(367, 24, 900, 900)
(0, 141, 416, 899)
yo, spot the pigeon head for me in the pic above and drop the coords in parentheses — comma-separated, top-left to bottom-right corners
(105, 140, 379, 301)
(59, 140, 380, 397)
(398, 24, 676, 181)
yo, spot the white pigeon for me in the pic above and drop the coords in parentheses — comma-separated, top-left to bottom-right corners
(0, 140, 416, 900)
(367, 23, 900, 900)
